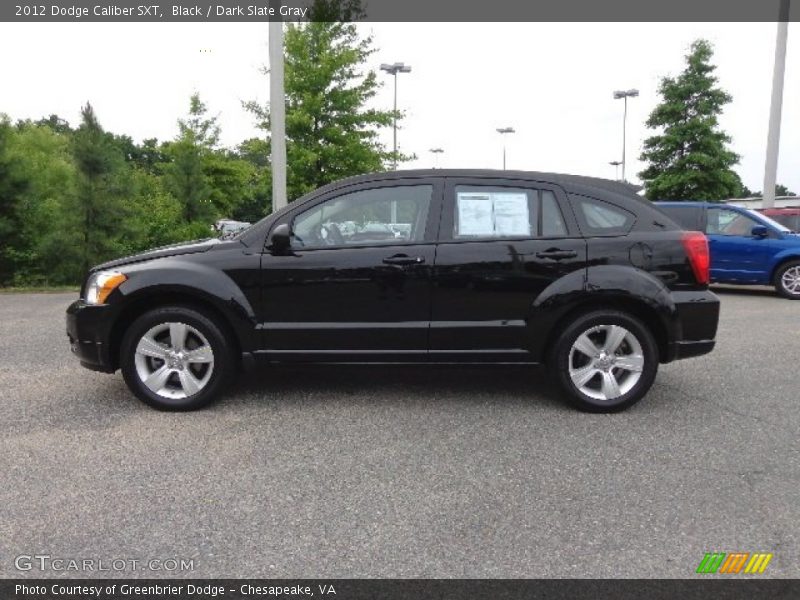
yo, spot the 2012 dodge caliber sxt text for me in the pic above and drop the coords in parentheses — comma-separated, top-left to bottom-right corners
(66, 170, 720, 413)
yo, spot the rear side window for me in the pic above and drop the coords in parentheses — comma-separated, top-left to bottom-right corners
(453, 186, 566, 239)
(572, 196, 635, 236)
(658, 205, 703, 231)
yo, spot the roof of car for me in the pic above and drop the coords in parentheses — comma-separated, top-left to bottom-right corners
(655, 201, 741, 208)
(318, 169, 645, 200)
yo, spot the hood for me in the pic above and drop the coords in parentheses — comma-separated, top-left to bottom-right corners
(92, 238, 221, 271)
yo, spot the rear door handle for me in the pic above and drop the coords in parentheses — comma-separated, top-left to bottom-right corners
(535, 249, 578, 260)
(383, 254, 425, 266)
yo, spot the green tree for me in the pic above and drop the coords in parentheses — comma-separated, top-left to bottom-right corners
(234, 138, 273, 220)
(163, 136, 213, 223)
(0, 118, 30, 284)
(639, 40, 741, 201)
(164, 94, 258, 229)
(179, 92, 220, 149)
(734, 183, 797, 198)
(245, 1, 400, 201)
(69, 103, 133, 274)
(5, 121, 78, 285)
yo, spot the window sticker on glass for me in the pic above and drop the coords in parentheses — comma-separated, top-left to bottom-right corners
(456, 191, 530, 237)
(493, 193, 530, 236)
(457, 193, 495, 236)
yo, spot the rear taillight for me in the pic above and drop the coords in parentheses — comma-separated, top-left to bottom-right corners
(681, 231, 710, 285)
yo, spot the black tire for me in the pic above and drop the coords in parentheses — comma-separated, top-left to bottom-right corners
(773, 260, 800, 300)
(549, 310, 659, 413)
(120, 306, 234, 411)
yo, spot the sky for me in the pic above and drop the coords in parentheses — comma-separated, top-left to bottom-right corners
(0, 21, 797, 193)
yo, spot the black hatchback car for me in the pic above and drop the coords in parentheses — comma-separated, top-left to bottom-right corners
(67, 170, 719, 412)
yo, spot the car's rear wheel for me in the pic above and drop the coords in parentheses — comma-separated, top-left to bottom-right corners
(773, 260, 800, 300)
(550, 310, 659, 412)
(120, 306, 233, 410)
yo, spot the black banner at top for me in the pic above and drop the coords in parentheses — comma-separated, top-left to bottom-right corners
(1, 0, 799, 22)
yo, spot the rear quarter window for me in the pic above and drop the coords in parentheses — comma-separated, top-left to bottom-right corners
(571, 195, 635, 236)
(656, 205, 703, 231)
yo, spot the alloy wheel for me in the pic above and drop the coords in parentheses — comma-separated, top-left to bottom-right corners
(133, 322, 215, 400)
(568, 324, 644, 401)
(781, 266, 800, 296)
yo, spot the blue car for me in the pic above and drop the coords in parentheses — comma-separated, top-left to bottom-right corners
(656, 201, 800, 299)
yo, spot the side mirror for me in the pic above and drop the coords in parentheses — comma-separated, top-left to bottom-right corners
(269, 223, 292, 254)
(751, 225, 769, 238)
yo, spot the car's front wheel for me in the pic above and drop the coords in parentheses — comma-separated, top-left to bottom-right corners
(550, 310, 659, 413)
(774, 260, 800, 300)
(120, 306, 233, 410)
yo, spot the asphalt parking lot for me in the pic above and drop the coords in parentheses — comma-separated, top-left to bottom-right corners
(1, 289, 797, 579)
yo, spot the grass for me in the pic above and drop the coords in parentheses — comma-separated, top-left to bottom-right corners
(0, 285, 79, 294)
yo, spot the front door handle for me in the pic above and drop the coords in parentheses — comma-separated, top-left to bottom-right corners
(535, 249, 578, 260)
(383, 254, 425, 266)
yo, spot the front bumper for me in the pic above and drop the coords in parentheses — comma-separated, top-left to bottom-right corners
(66, 300, 116, 373)
(664, 289, 720, 363)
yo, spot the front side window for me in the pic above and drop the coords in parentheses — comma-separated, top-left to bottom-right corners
(706, 208, 760, 236)
(453, 186, 565, 239)
(292, 185, 432, 249)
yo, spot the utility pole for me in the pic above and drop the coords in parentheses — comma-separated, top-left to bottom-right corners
(763, 0, 790, 209)
(269, 19, 287, 212)
(613, 89, 639, 182)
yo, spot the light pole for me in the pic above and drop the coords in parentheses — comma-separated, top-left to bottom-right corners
(613, 89, 639, 182)
(496, 127, 515, 170)
(763, 0, 790, 209)
(380, 62, 412, 170)
(609, 160, 622, 181)
(429, 147, 444, 168)
(269, 20, 287, 212)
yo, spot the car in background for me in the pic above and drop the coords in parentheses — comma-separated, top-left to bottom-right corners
(67, 171, 720, 413)
(656, 201, 800, 299)
(213, 219, 251, 237)
(758, 207, 800, 233)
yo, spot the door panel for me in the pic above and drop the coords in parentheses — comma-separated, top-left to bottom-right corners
(260, 244, 435, 353)
(705, 207, 770, 283)
(258, 179, 442, 357)
(430, 178, 587, 358)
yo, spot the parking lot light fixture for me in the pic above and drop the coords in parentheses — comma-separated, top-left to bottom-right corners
(380, 62, 412, 171)
(613, 89, 639, 182)
(429, 147, 444, 168)
(496, 127, 515, 170)
(609, 160, 623, 180)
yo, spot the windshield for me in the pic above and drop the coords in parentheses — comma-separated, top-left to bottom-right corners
(748, 209, 791, 233)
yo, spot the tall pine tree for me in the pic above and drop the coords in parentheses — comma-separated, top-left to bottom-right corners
(639, 40, 741, 201)
(70, 103, 132, 273)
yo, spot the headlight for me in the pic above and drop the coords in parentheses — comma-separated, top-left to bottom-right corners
(85, 271, 127, 305)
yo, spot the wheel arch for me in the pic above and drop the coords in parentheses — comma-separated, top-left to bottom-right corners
(769, 253, 800, 283)
(530, 265, 677, 363)
(539, 295, 672, 364)
(108, 288, 246, 371)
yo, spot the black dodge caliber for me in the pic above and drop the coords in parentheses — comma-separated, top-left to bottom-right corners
(67, 170, 719, 412)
